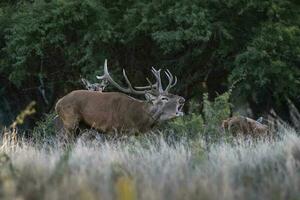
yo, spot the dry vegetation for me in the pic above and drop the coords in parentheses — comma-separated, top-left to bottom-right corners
(0, 125, 299, 200)
(0, 98, 299, 200)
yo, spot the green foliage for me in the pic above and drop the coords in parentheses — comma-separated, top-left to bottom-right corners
(231, 22, 300, 103)
(1, 0, 112, 87)
(32, 112, 57, 140)
(203, 92, 231, 135)
(228, 1, 300, 106)
(169, 91, 231, 140)
(168, 113, 205, 137)
(0, 0, 299, 125)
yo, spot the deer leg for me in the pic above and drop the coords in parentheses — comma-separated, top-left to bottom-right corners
(62, 118, 79, 141)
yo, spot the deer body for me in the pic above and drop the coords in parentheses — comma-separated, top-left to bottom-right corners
(56, 59, 185, 137)
(55, 90, 158, 134)
(222, 116, 270, 137)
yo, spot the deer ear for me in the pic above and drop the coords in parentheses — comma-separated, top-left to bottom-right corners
(145, 93, 156, 102)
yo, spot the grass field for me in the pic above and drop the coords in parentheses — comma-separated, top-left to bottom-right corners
(0, 127, 299, 200)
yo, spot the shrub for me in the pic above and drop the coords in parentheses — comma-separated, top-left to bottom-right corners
(168, 91, 231, 142)
(32, 112, 57, 141)
(202, 92, 231, 141)
(168, 113, 205, 138)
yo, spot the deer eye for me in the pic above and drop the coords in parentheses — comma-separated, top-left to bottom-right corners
(161, 97, 169, 101)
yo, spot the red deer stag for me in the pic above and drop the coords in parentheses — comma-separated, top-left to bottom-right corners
(55, 60, 185, 137)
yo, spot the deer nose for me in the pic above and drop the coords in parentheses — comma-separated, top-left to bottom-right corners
(178, 97, 185, 104)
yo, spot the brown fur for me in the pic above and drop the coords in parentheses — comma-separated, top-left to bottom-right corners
(222, 116, 270, 137)
(55, 90, 156, 136)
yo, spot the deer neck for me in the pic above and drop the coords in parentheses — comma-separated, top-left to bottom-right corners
(143, 102, 163, 126)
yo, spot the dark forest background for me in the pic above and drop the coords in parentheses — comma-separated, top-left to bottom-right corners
(0, 0, 299, 129)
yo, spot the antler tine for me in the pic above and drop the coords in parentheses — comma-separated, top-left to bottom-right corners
(81, 78, 91, 87)
(171, 75, 177, 87)
(151, 67, 164, 93)
(96, 59, 145, 95)
(81, 78, 87, 85)
(164, 69, 173, 91)
(146, 78, 154, 91)
(122, 69, 132, 88)
(165, 69, 177, 92)
(122, 69, 146, 94)
(134, 78, 157, 90)
(96, 60, 108, 81)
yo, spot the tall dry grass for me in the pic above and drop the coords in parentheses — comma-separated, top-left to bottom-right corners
(0, 126, 299, 200)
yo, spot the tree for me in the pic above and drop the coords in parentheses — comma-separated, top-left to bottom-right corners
(0, 0, 299, 126)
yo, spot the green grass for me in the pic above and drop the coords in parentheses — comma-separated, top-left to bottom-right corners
(0, 127, 299, 200)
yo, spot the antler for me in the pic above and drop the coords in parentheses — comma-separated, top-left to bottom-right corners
(81, 78, 90, 87)
(96, 59, 178, 95)
(96, 60, 151, 95)
(134, 78, 157, 90)
(137, 67, 177, 94)
(164, 69, 177, 92)
(151, 67, 164, 94)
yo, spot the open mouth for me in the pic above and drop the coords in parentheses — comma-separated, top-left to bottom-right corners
(176, 103, 184, 116)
